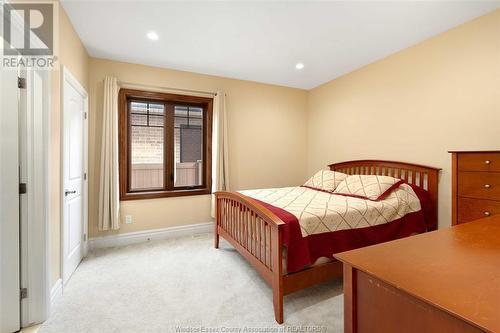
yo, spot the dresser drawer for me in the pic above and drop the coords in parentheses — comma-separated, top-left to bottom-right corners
(458, 197, 500, 223)
(458, 172, 500, 200)
(458, 153, 500, 172)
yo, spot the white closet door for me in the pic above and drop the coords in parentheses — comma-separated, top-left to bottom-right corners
(0, 67, 21, 332)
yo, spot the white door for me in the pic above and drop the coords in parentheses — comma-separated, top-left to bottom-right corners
(0, 63, 21, 333)
(62, 70, 87, 285)
(19, 68, 50, 327)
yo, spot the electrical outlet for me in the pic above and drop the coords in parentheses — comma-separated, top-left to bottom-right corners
(125, 215, 133, 224)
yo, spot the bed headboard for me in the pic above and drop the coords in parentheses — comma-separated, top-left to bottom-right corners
(329, 160, 441, 226)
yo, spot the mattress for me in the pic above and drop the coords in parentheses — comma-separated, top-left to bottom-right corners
(239, 184, 422, 237)
(238, 184, 431, 273)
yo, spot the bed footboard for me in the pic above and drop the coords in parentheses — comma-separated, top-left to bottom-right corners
(214, 191, 285, 323)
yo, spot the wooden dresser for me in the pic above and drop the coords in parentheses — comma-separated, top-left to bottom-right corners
(335, 216, 500, 333)
(450, 150, 500, 225)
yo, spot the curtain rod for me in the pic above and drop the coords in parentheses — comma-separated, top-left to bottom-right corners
(117, 80, 217, 96)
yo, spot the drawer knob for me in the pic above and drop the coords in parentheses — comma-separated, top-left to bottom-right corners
(484, 211, 491, 216)
(485, 160, 491, 165)
(484, 184, 491, 189)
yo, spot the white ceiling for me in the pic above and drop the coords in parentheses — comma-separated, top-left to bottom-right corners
(61, 1, 500, 89)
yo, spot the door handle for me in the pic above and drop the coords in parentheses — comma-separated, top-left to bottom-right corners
(65, 190, 76, 196)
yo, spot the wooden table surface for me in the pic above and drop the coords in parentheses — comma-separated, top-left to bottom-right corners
(335, 216, 500, 333)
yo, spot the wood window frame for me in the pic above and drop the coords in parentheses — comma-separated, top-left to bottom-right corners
(119, 89, 213, 200)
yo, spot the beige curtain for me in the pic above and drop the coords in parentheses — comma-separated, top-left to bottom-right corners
(98, 76, 120, 230)
(211, 91, 230, 217)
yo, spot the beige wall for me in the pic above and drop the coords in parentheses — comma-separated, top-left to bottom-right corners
(88, 58, 309, 237)
(49, 5, 89, 287)
(307, 9, 500, 229)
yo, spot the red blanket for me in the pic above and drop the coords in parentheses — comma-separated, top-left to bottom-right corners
(252, 184, 435, 273)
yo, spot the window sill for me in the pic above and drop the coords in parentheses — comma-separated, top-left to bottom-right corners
(120, 188, 211, 201)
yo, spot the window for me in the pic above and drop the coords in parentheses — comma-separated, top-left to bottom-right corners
(119, 89, 213, 200)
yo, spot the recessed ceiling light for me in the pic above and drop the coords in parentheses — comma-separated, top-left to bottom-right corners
(295, 62, 304, 70)
(147, 31, 159, 40)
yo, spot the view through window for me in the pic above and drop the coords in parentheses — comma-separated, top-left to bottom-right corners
(119, 90, 213, 200)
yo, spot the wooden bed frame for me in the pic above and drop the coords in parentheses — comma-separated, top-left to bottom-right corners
(214, 160, 440, 324)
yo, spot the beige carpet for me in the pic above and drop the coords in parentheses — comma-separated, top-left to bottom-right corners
(40, 233, 344, 333)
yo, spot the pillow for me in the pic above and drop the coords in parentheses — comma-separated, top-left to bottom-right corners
(303, 170, 348, 192)
(333, 175, 404, 200)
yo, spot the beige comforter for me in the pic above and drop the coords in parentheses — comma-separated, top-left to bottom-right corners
(239, 184, 421, 237)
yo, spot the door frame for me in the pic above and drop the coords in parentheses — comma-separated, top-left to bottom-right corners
(60, 66, 89, 287)
(19, 67, 52, 327)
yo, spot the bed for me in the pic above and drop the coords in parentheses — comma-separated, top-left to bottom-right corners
(214, 160, 440, 324)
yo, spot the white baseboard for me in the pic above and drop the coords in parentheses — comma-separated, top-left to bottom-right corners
(88, 222, 214, 250)
(50, 278, 62, 307)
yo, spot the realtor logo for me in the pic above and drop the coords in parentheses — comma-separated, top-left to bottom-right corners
(2, 1, 58, 69)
